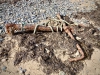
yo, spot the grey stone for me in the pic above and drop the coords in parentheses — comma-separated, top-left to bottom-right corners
(19, 67, 27, 74)
(1, 58, 7, 62)
(97, 27, 100, 31)
(0, 38, 3, 41)
(59, 71, 66, 75)
(1, 66, 7, 72)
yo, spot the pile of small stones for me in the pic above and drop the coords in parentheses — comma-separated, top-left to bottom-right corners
(0, 0, 98, 33)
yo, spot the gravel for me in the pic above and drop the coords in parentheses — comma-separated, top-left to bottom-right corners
(0, 0, 98, 27)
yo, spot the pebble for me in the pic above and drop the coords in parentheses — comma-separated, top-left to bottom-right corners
(97, 27, 100, 31)
(76, 37, 81, 40)
(19, 67, 27, 74)
(23, 69, 27, 73)
(73, 50, 80, 57)
(1, 66, 7, 72)
(59, 71, 66, 75)
(19, 70, 23, 74)
(35, 44, 39, 47)
(40, 9, 46, 13)
(45, 48, 50, 54)
(1, 58, 7, 62)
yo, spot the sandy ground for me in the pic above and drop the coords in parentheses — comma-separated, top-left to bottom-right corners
(0, 0, 100, 75)
(0, 36, 100, 75)
(0, 48, 100, 75)
(78, 47, 100, 75)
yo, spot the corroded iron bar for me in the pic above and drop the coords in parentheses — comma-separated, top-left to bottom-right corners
(5, 23, 63, 35)
(57, 13, 84, 62)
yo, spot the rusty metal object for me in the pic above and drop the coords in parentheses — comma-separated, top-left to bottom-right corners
(57, 13, 84, 62)
(5, 14, 84, 62)
(5, 23, 63, 35)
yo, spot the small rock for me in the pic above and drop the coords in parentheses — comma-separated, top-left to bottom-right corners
(1, 66, 7, 72)
(45, 48, 50, 54)
(1, 58, 7, 62)
(19, 70, 23, 74)
(19, 67, 23, 70)
(73, 51, 80, 57)
(97, 27, 100, 31)
(19, 67, 27, 74)
(19, 68, 24, 74)
(0, 8, 3, 13)
(59, 71, 66, 75)
(40, 9, 46, 13)
(76, 37, 81, 40)
(23, 69, 27, 73)
(74, 22, 78, 26)
(0, 38, 3, 41)
(35, 44, 38, 47)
